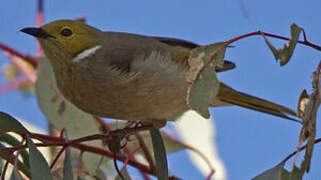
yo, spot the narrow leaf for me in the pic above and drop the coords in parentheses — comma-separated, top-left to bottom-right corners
(115, 168, 132, 180)
(262, 23, 302, 66)
(150, 128, 168, 180)
(253, 162, 304, 180)
(282, 165, 304, 180)
(252, 162, 286, 180)
(27, 137, 54, 180)
(9, 167, 24, 180)
(0, 134, 30, 168)
(77, 176, 86, 180)
(0, 112, 28, 134)
(63, 146, 73, 180)
(0, 144, 31, 178)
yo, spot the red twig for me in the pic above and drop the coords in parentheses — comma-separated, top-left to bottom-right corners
(282, 137, 321, 164)
(72, 143, 153, 174)
(113, 153, 124, 180)
(93, 116, 112, 131)
(2, 51, 37, 83)
(13, 150, 21, 177)
(0, 42, 37, 67)
(0, 76, 30, 94)
(199, 30, 321, 81)
(36, 0, 44, 57)
(93, 117, 151, 179)
(0, 160, 9, 180)
(135, 133, 155, 172)
(77, 151, 84, 173)
(49, 147, 66, 169)
(205, 169, 215, 180)
(28, 132, 156, 175)
(122, 146, 141, 171)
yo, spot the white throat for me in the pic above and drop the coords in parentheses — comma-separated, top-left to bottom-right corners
(73, 45, 102, 63)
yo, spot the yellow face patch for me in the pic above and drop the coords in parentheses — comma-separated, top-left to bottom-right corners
(41, 20, 101, 57)
(59, 26, 75, 39)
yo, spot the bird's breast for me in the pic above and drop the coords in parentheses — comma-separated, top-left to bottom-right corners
(61, 52, 189, 122)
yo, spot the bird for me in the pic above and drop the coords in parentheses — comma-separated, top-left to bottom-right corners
(21, 19, 298, 128)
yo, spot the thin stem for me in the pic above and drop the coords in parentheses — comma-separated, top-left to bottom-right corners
(201, 30, 321, 81)
(2, 51, 37, 83)
(282, 137, 321, 164)
(122, 146, 141, 170)
(135, 133, 155, 172)
(49, 146, 66, 169)
(0, 42, 37, 67)
(77, 151, 84, 174)
(205, 169, 215, 180)
(0, 161, 9, 180)
(0, 76, 29, 94)
(36, 0, 44, 57)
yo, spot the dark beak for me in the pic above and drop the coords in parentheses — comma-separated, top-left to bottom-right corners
(20, 27, 54, 39)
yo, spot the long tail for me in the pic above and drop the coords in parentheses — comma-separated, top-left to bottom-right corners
(214, 82, 299, 122)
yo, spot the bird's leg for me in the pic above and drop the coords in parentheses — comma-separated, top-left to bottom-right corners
(125, 120, 143, 128)
(151, 120, 167, 129)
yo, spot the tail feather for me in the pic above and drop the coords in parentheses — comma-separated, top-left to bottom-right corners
(215, 82, 299, 122)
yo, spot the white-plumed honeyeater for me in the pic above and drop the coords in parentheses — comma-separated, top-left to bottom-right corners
(21, 19, 297, 127)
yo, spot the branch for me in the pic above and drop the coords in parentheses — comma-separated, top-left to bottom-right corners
(0, 76, 30, 94)
(200, 30, 321, 80)
(0, 42, 37, 68)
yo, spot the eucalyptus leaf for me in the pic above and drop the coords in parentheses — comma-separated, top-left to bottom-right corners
(0, 112, 28, 134)
(0, 143, 31, 178)
(262, 23, 302, 66)
(63, 147, 73, 180)
(115, 168, 132, 180)
(0, 134, 30, 168)
(252, 162, 285, 180)
(9, 167, 24, 180)
(150, 128, 168, 180)
(27, 137, 54, 180)
(252, 162, 304, 180)
(187, 42, 225, 118)
(35, 57, 102, 173)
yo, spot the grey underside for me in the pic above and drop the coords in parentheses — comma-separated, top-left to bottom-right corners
(55, 32, 234, 121)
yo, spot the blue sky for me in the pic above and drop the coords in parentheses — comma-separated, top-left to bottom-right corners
(0, 0, 320, 179)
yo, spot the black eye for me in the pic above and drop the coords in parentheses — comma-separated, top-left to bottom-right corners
(60, 28, 72, 37)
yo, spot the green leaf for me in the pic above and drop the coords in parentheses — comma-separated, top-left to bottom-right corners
(252, 162, 286, 180)
(115, 168, 132, 180)
(0, 143, 31, 178)
(27, 137, 54, 180)
(35, 57, 102, 173)
(9, 167, 24, 180)
(0, 112, 28, 135)
(77, 176, 86, 180)
(252, 162, 304, 180)
(0, 134, 30, 168)
(262, 23, 302, 66)
(187, 42, 225, 118)
(282, 165, 304, 180)
(63, 147, 73, 180)
(150, 128, 168, 180)
(95, 168, 107, 180)
(0, 157, 2, 173)
(188, 69, 219, 118)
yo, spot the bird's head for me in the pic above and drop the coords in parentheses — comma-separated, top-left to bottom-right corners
(21, 19, 102, 67)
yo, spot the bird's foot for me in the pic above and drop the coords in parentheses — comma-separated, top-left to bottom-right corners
(151, 120, 167, 129)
